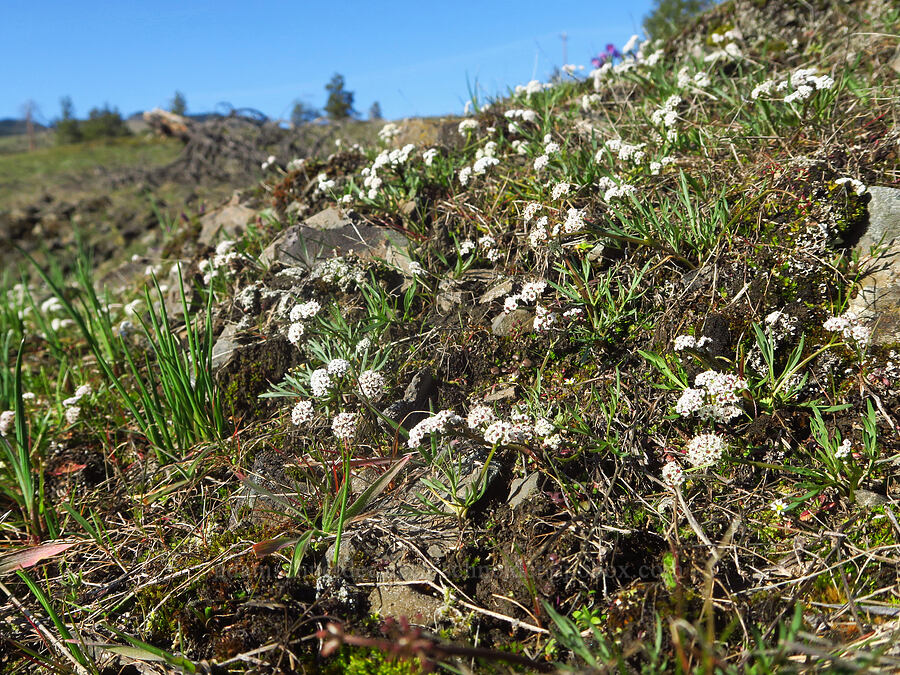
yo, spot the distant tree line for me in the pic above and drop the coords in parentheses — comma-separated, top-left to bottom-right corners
(54, 96, 131, 144)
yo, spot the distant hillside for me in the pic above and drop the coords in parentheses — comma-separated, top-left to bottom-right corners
(0, 118, 48, 137)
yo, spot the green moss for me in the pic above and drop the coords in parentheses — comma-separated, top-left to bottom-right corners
(320, 647, 422, 675)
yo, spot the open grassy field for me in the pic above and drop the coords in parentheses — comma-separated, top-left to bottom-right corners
(1, 0, 900, 673)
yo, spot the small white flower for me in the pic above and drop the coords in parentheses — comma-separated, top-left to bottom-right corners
(0, 410, 14, 435)
(684, 433, 728, 467)
(533, 154, 549, 171)
(770, 499, 789, 515)
(662, 461, 685, 488)
(533, 418, 554, 437)
(357, 370, 385, 400)
(291, 300, 321, 321)
(484, 420, 510, 445)
(65, 406, 81, 425)
(291, 400, 314, 426)
(408, 261, 426, 277)
(458, 240, 476, 256)
(332, 412, 358, 440)
(835, 438, 852, 460)
(467, 405, 495, 430)
(533, 305, 557, 332)
(327, 359, 351, 377)
(459, 166, 472, 186)
(287, 322, 305, 345)
(458, 119, 479, 134)
(551, 182, 571, 200)
(74, 384, 92, 399)
(310, 368, 332, 397)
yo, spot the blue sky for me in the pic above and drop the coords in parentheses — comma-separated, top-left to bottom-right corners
(2, 1, 653, 124)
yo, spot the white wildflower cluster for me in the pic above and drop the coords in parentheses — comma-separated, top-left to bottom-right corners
(466, 402, 559, 449)
(286, 299, 322, 346)
(408, 261, 426, 277)
(359, 144, 416, 199)
(511, 139, 528, 155)
(357, 370, 385, 400)
(600, 139, 646, 164)
(62, 383, 92, 425)
(467, 140, 500, 176)
(199, 240, 246, 284)
(502, 279, 548, 314)
(291, 400, 314, 426)
(407, 409, 464, 449)
(835, 177, 867, 196)
(835, 438, 853, 460)
(675, 371, 746, 422)
(823, 311, 870, 345)
(477, 235, 502, 262)
(677, 67, 711, 89)
(327, 358, 350, 377)
(423, 148, 439, 166)
(533, 155, 550, 171)
(597, 176, 636, 202)
(551, 182, 571, 200)
(527, 207, 588, 247)
(514, 80, 552, 99)
(316, 172, 336, 193)
(650, 96, 681, 141)
(378, 122, 401, 142)
(685, 433, 728, 467)
(581, 94, 603, 111)
(458, 119, 479, 135)
(704, 28, 743, 62)
(673, 334, 712, 352)
(649, 157, 676, 175)
(260, 155, 276, 171)
(315, 256, 366, 291)
(0, 410, 16, 435)
(310, 368, 332, 397)
(662, 461, 685, 488)
(458, 239, 476, 256)
(355, 337, 372, 355)
(504, 108, 538, 134)
(331, 411, 358, 440)
(287, 157, 306, 172)
(752, 68, 834, 103)
(533, 305, 557, 333)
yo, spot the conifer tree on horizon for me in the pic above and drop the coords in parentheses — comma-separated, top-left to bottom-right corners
(324, 73, 356, 120)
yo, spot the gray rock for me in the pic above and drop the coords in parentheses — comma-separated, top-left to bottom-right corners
(479, 279, 515, 304)
(491, 309, 533, 336)
(484, 386, 517, 402)
(260, 207, 409, 268)
(198, 194, 256, 245)
(508, 472, 540, 510)
(368, 585, 442, 623)
(849, 186, 900, 344)
(854, 490, 888, 508)
(211, 323, 240, 371)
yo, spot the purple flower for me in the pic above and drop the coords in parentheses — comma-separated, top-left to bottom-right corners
(591, 43, 621, 68)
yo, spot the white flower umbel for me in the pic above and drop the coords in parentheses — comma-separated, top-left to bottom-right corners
(407, 410, 463, 448)
(675, 371, 746, 422)
(0, 410, 14, 435)
(287, 322, 305, 345)
(533, 154, 550, 171)
(685, 433, 728, 467)
(458, 119, 479, 134)
(835, 177, 867, 196)
(291, 300, 321, 321)
(533, 305, 557, 332)
(332, 412, 358, 440)
(292, 400, 314, 426)
(357, 370, 385, 400)
(483, 420, 511, 445)
(551, 182, 571, 200)
(662, 461, 685, 488)
(459, 166, 472, 186)
(823, 311, 871, 345)
(310, 368, 332, 397)
(65, 405, 81, 425)
(327, 359, 351, 377)
(467, 405, 495, 430)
